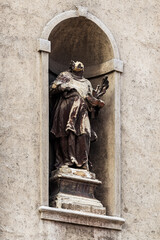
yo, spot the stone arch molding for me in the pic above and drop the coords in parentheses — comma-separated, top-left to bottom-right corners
(37, 7, 123, 77)
(39, 7, 120, 58)
(38, 7, 124, 223)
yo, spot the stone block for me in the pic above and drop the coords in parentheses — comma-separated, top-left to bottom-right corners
(49, 166, 106, 215)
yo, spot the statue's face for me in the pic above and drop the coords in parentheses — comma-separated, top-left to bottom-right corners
(72, 61, 84, 72)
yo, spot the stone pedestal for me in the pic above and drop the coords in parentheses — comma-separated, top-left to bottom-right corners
(49, 166, 106, 215)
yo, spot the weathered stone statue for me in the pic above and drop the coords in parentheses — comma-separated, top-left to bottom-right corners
(49, 60, 109, 171)
(49, 61, 109, 214)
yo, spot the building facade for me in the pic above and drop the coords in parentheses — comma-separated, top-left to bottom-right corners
(1, 1, 160, 239)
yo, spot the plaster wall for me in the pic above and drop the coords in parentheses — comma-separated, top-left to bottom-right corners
(0, 0, 160, 240)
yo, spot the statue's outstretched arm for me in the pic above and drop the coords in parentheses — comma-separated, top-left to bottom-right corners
(86, 94, 105, 108)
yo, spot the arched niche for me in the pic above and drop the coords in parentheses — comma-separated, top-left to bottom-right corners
(38, 8, 123, 217)
(48, 17, 113, 77)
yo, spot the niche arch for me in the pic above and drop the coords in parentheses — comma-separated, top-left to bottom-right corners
(38, 8, 123, 216)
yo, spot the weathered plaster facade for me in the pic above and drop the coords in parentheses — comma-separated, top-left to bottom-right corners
(0, 1, 160, 239)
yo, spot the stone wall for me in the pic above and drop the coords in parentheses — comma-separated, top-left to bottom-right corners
(1, 0, 160, 239)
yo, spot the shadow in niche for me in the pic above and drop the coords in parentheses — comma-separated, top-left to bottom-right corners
(48, 16, 115, 212)
(49, 70, 57, 176)
(48, 17, 113, 75)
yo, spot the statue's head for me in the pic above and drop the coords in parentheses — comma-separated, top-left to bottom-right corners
(69, 60, 84, 73)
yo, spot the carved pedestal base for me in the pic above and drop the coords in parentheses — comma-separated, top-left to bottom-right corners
(49, 166, 106, 215)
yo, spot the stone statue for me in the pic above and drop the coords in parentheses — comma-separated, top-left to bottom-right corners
(49, 60, 109, 170)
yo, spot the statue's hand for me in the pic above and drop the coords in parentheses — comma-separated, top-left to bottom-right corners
(51, 83, 57, 89)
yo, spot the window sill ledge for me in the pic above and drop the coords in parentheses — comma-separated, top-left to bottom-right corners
(39, 206, 125, 230)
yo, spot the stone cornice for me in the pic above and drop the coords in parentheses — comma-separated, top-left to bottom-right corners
(39, 206, 125, 230)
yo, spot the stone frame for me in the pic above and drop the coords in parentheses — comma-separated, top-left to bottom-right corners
(37, 7, 124, 229)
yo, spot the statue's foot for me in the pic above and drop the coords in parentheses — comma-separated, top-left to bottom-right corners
(81, 162, 89, 171)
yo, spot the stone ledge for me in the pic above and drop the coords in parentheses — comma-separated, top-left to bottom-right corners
(39, 206, 125, 230)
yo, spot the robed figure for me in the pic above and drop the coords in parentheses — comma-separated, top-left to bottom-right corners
(49, 61, 109, 170)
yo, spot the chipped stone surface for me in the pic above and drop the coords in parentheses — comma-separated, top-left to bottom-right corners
(49, 166, 106, 214)
(0, 1, 160, 240)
